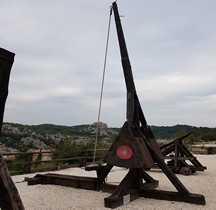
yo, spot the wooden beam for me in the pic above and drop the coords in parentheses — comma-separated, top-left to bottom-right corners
(164, 156, 195, 160)
(29, 173, 99, 190)
(140, 189, 205, 205)
(104, 190, 140, 209)
(0, 48, 25, 210)
(0, 153, 25, 210)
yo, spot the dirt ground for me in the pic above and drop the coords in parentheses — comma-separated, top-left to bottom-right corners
(13, 154, 216, 210)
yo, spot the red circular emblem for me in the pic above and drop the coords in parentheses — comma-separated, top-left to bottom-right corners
(116, 146, 132, 159)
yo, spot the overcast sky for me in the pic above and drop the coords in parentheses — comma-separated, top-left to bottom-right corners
(1, 0, 216, 128)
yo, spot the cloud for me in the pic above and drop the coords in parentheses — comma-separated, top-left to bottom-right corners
(1, 0, 216, 127)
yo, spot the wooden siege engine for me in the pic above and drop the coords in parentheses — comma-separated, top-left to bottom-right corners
(27, 2, 206, 209)
(159, 132, 207, 175)
(0, 48, 25, 210)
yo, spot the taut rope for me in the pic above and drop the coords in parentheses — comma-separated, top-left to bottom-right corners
(92, 7, 113, 164)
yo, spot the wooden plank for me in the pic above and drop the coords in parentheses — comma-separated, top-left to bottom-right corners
(104, 190, 140, 209)
(140, 189, 206, 205)
(27, 177, 42, 185)
(29, 173, 99, 190)
(164, 156, 195, 160)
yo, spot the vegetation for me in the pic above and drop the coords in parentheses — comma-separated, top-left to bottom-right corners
(151, 124, 216, 142)
(0, 122, 216, 153)
(1, 122, 215, 174)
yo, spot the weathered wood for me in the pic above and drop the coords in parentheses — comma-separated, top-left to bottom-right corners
(104, 190, 140, 209)
(104, 122, 154, 168)
(110, 0, 163, 163)
(110, 169, 142, 198)
(103, 2, 206, 208)
(103, 168, 159, 208)
(23, 153, 33, 174)
(0, 153, 25, 210)
(0, 48, 15, 133)
(29, 173, 99, 190)
(160, 134, 207, 173)
(165, 156, 195, 160)
(140, 169, 158, 186)
(27, 177, 42, 185)
(179, 143, 207, 171)
(149, 144, 190, 195)
(140, 189, 205, 205)
(96, 164, 113, 184)
(0, 48, 25, 210)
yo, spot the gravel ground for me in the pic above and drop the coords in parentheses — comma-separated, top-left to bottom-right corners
(12, 155, 216, 210)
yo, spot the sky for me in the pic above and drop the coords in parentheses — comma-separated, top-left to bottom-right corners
(1, 0, 216, 128)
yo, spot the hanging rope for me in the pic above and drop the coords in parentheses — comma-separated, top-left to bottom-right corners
(92, 7, 113, 165)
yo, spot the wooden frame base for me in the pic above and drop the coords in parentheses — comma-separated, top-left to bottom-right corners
(27, 166, 205, 209)
(160, 133, 207, 175)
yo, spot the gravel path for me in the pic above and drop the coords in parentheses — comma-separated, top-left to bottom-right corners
(12, 155, 216, 210)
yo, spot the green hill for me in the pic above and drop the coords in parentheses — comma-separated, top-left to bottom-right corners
(0, 122, 215, 152)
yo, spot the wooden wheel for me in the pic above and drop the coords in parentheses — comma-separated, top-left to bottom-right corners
(180, 167, 192, 176)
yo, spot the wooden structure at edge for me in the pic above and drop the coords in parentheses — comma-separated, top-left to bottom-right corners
(159, 133, 207, 175)
(27, 2, 206, 208)
(0, 48, 25, 210)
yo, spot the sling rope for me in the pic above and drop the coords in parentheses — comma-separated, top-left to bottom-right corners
(92, 7, 113, 165)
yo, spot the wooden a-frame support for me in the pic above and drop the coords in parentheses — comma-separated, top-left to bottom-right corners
(159, 132, 207, 175)
(27, 2, 205, 208)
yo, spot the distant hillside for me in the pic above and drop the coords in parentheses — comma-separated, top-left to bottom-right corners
(151, 124, 216, 141)
(0, 122, 118, 152)
(0, 122, 215, 152)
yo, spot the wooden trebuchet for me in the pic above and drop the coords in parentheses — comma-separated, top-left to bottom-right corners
(160, 133, 207, 175)
(0, 48, 25, 210)
(27, 2, 206, 209)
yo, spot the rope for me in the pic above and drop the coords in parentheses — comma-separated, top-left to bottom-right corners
(92, 7, 113, 165)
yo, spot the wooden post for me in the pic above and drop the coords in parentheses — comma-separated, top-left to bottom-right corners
(23, 153, 33, 174)
(34, 149, 42, 168)
(0, 48, 25, 210)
